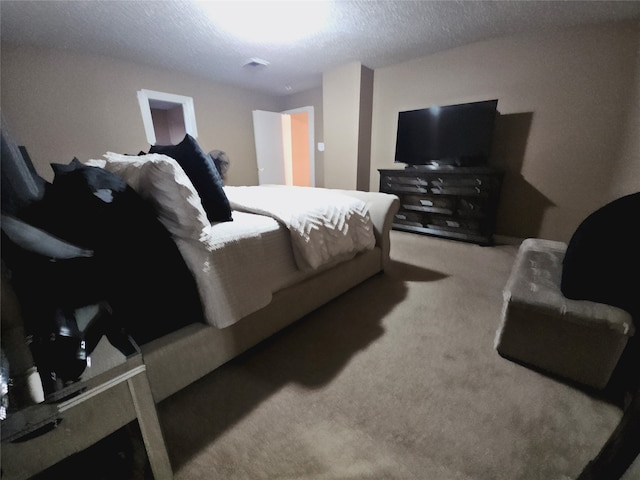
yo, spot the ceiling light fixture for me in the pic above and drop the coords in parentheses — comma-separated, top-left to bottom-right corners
(197, 0, 332, 44)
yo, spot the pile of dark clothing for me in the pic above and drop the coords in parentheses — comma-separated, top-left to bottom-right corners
(1, 138, 203, 396)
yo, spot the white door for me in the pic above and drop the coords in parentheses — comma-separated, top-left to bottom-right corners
(252, 110, 292, 185)
(252, 107, 315, 186)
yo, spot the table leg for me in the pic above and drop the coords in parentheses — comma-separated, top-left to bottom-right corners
(127, 372, 173, 480)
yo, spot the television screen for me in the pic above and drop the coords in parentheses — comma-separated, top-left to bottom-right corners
(394, 99, 498, 167)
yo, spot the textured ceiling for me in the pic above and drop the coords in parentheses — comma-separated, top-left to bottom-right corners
(2, 0, 640, 96)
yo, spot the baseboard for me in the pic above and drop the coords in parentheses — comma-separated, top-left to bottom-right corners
(494, 234, 525, 246)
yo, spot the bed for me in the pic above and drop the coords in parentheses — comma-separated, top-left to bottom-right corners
(142, 186, 398, 401)
(1, 133, 400, 403)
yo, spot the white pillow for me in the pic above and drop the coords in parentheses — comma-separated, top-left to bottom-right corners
(91, 152, 210, 241)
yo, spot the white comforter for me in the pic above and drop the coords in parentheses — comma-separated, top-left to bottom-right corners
(177, 186, 376, 328)
(224, 185, 375, 271)
(174, 212, 283, 329)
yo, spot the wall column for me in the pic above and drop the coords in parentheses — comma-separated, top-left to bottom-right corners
(322, 62, 374, 191)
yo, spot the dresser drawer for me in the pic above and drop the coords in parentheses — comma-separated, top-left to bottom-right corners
(402, 195, 455, 214)
(381, 181, 429, 194)
(429, 175, 497, 188)
(382, 175, 430, 186)
(456, 198, 489, 217)
(429, 185, 489, 196)
(393, 210, 424, 227)
(426, 216, 481, 233)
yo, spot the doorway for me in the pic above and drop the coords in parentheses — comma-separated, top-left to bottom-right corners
(137, 89, 198, 146)
(150, 102, 185, 145)
(252, 106, 315, 186)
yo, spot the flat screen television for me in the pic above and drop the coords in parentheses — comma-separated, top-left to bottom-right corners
(394, 99, 498, 168)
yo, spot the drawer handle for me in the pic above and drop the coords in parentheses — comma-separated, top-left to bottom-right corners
(11, 419, 63, 443)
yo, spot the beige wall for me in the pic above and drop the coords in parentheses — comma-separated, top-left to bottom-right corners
(322, 62, 374, 191)
(3, 22, 637, 242)
(1, 44, 280, 186)
(611, 35, 640, 200)
(371, 21, 639, 242)
(323, 62, 363, 190)
(357, 66, 374, 191)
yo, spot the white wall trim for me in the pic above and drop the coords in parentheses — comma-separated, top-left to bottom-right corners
(493, 234, 525, 246)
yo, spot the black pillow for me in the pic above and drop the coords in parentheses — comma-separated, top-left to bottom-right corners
(149, 134, 232, 222)
(561, 192, 640, 320)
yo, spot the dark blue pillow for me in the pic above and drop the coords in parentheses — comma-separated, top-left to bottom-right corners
(149, 134, 232, 222)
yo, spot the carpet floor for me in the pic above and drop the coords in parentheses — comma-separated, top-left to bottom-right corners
(156, 231, 623, 479)
(32, 231, 627, 479)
